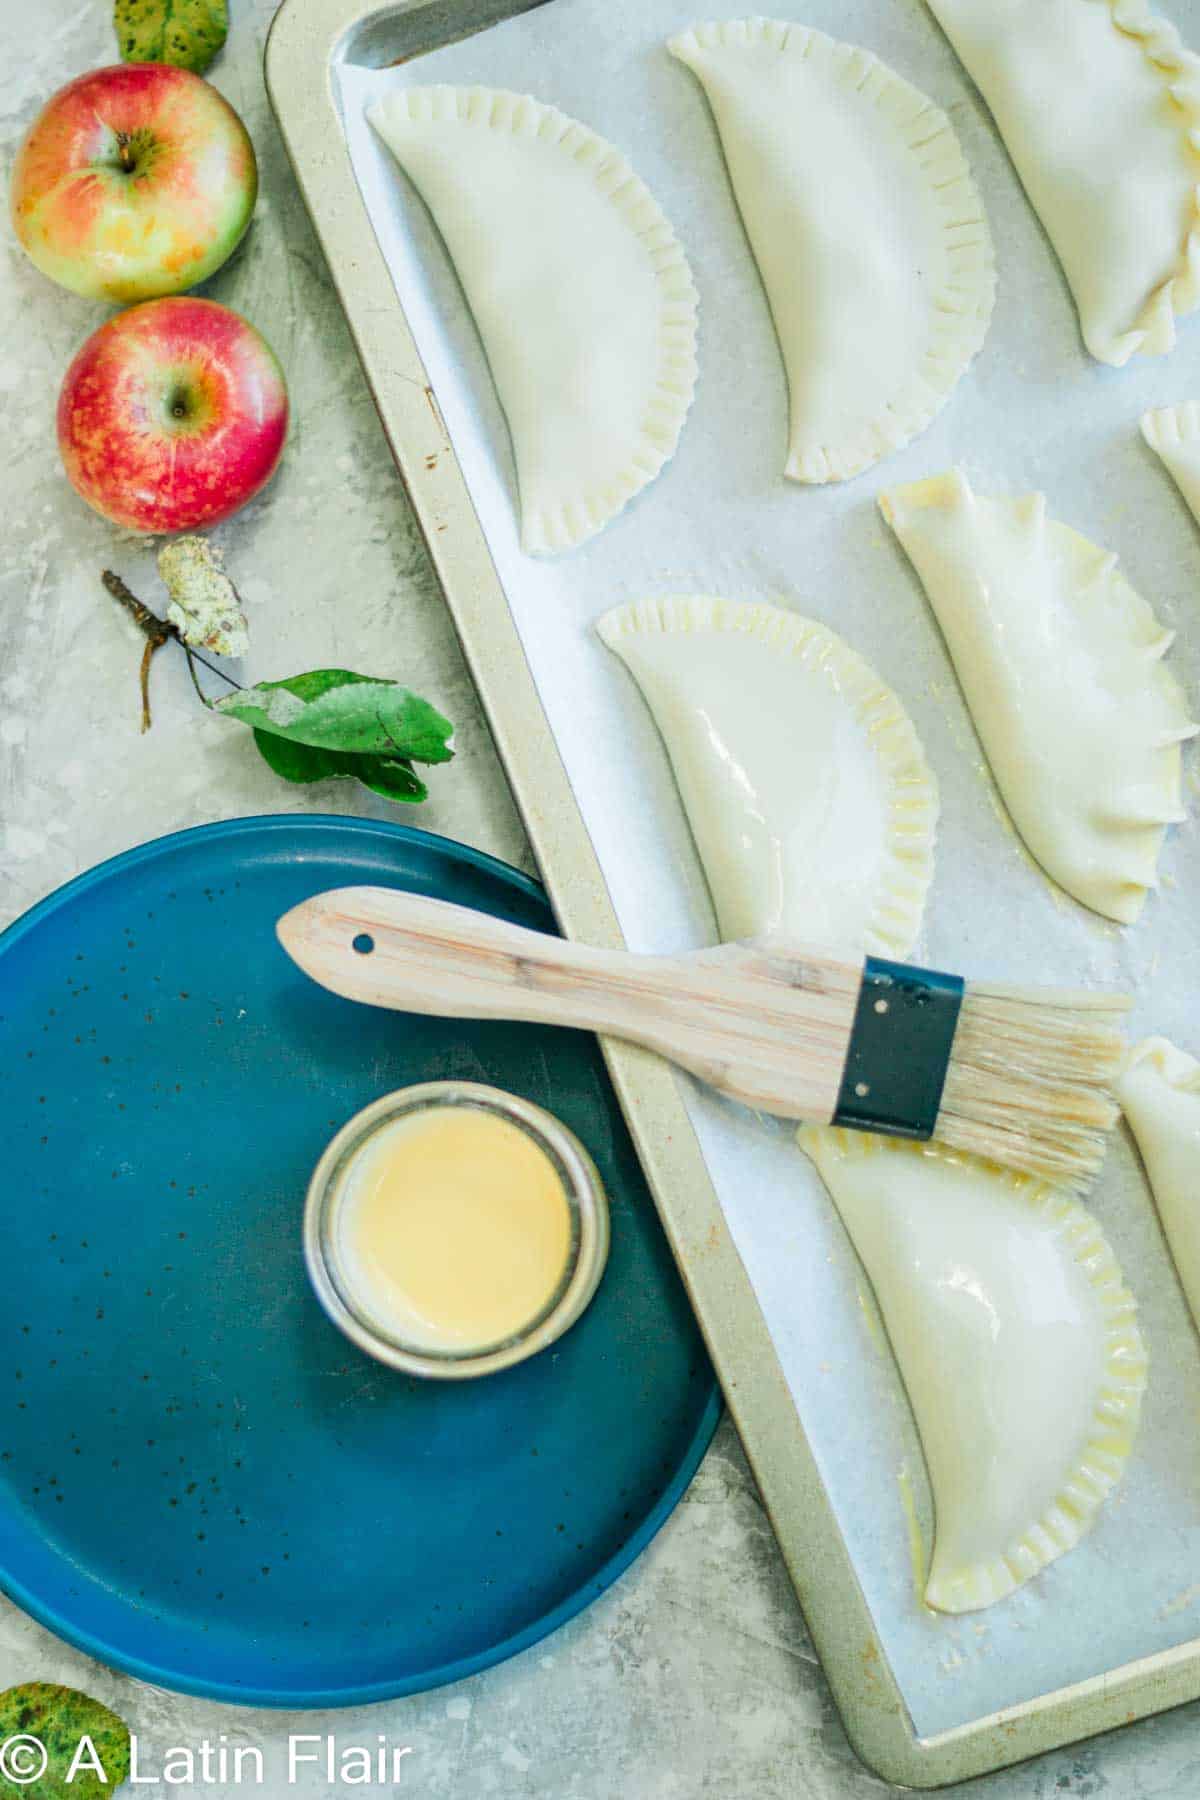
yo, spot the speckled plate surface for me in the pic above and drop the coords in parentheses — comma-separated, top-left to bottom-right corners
(0, 815, 719, 1707)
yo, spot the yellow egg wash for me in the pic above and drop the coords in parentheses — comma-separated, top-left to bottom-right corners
(338, 1105, 573, 1353)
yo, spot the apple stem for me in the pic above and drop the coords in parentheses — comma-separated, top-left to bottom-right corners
(136, 641, 160, 733)
(116, 131, 135, 173)
(101, 569, 242, 732)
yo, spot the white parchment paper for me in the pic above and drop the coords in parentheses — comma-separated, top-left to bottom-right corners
(335, 0, 1200, 1739)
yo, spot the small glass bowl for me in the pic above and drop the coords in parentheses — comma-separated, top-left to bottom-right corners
(304, 1081, 610, 1380)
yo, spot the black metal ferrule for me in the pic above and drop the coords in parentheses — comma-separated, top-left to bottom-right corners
(833, 956, 966, 1141)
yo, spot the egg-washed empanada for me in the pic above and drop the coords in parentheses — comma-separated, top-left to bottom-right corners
(668, 19, 994, 484)
(799, 1128, 1147, 1613)
(1144, 404, 1200, 527)
(881, 469, 1196, 924)
(927, 0, 1200, 366)
(1120, 1038, 1200, 1333)
(597, 596, 938, 956)
(369, 85, 698, 555)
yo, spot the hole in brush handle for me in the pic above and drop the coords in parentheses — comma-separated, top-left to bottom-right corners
(834, 957, 965, 1140)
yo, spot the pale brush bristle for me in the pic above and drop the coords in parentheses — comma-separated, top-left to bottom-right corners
(935, 985, 1129, 1192)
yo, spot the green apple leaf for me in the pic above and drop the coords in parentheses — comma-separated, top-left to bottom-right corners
(115, 0, 229, 73)
(98, 566, 449, 805)
(0, 1683, 130, 1799)
(358, 759, 427, 803)
(216, 669, 451, 805)
(158, 537, 248, 659)
(250, 731, 428, 803)
(216, 670, 454, 766)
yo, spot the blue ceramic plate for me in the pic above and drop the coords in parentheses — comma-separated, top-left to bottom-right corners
(0, 816, 718, 1707)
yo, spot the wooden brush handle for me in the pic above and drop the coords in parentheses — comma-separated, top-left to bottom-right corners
(276, 885, 861, 1122)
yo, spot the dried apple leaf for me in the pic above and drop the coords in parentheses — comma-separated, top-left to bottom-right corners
(158, 537, 248, 659)
(217, 670, 454, 765)
(0, 1684, 130, 1799)
(115, 0, 228, 71)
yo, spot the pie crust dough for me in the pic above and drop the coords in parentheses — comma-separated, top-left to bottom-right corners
(927, 0, 1200, 366)
(1143, 404, 1200, 525)
(1120, 1037, 1200, 1331)
(597, 595, 938, 956)
(881, 469, 1196, 924)
(669, 19, 994, 483)
(799, 1128, 1148, 1613)
(369, 85, 699, 554)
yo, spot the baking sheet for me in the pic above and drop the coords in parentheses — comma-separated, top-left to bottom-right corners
(335, 0, 1200, 1740)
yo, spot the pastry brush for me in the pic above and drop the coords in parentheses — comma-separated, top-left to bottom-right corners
(277, 887, 1129, 1194)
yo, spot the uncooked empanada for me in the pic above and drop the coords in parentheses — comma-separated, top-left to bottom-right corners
(799, 1128, 1147, 1613)
(1144, 404, 1200, 526)
(597, 596, 937, 955)
(369, 85, 698, 554)
(881, 469, 1196, 924)
(927, 0, 1200, 365)
(668, 20, 994, 484)
(1120, 1037, 1200, 1331)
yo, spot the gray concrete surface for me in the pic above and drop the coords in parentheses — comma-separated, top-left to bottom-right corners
(1, 1, 1197, 1792)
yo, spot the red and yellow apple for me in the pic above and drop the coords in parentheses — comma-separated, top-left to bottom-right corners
(58, 297, 289, 533)
(11, 64, 256, 302)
